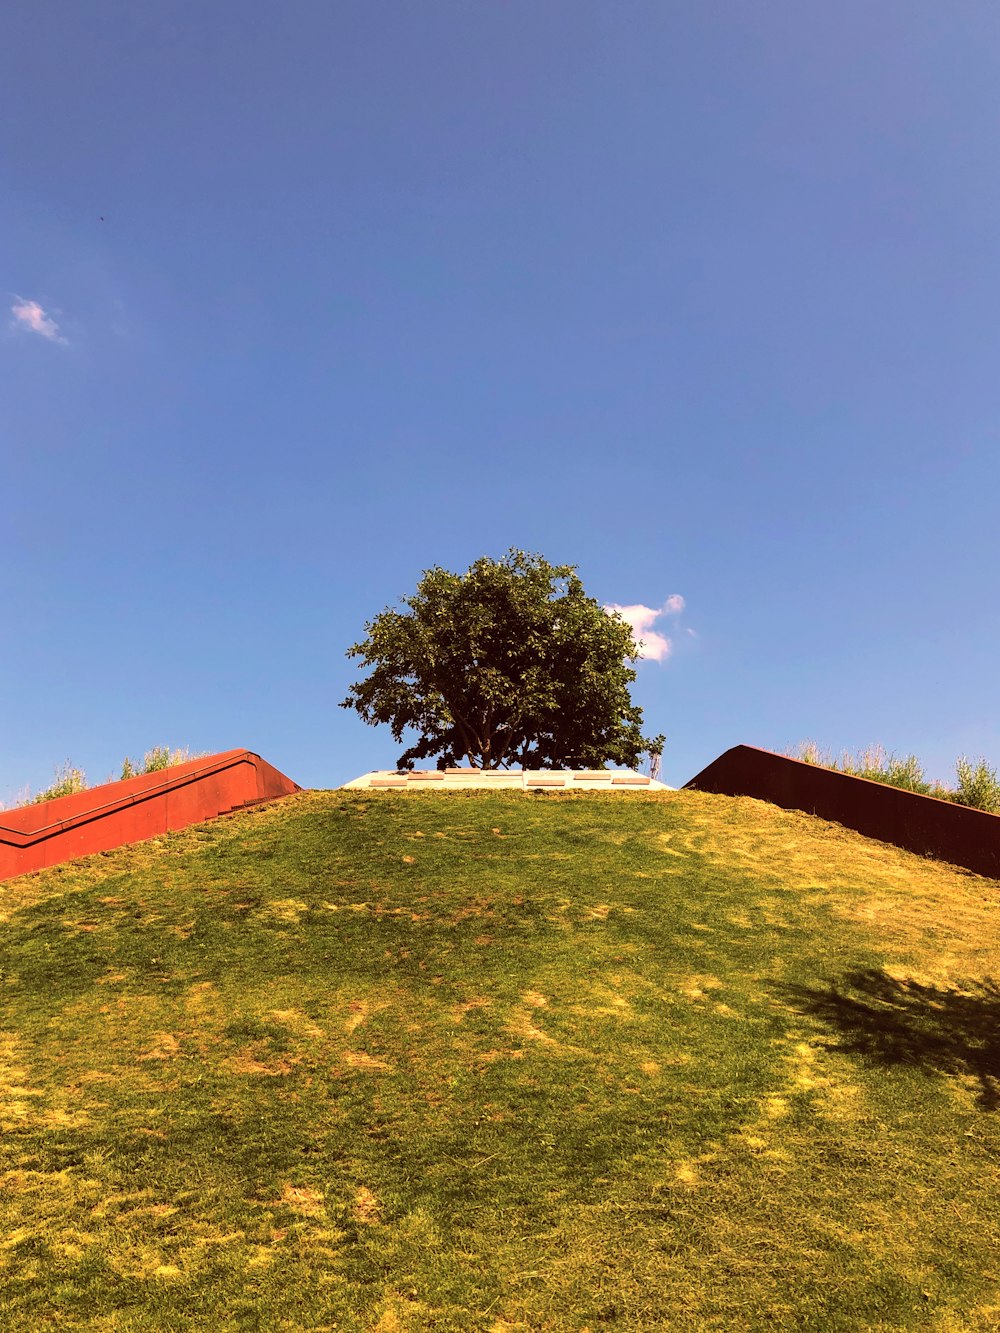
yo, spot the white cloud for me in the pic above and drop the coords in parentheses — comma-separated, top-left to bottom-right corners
(604, 596, 688, 662)
(11, 298, 66, 344)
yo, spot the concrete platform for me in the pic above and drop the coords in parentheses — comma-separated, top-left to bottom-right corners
(341, 769, 673, 792)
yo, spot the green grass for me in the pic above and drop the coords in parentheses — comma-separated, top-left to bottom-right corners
(2, 790, 1000, 1330)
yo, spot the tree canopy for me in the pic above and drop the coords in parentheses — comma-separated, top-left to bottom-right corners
(341, 550, 664, 771)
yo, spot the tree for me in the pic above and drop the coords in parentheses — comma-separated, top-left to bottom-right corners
(341, 550, 664, 771)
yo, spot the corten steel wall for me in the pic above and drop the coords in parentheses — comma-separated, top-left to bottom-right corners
(0, 750, 300, 882)
(685, 745, 1000, 879)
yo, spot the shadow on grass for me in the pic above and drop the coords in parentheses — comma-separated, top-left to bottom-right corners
(779, 969, 1000, 1110)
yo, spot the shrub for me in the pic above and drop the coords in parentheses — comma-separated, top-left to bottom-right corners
(119, 747, 197, 780)
(855, 748, 930, 795)
(32, 762, 88, 804)
(953, 756, 1000, 813)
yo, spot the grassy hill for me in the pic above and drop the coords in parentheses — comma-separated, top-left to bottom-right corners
(2, 789, 999, 1331)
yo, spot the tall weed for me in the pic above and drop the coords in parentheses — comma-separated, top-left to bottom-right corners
(789, 741, 1000, 812)
(3, 747, 203, 810)
(119, 746, 198, 780)
(31, 762, 88, 804)
(792, 742, 930, 794)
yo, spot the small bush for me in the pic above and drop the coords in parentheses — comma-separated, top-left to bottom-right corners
(119, 747, 197, 780)
(857, 748, 930, 795)
(953, 756, 1000, 813)
(32, 762, 88, 804)
(142, 746, 191, 773)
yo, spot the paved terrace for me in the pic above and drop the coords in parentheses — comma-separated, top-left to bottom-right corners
(341, 769, 673, 791)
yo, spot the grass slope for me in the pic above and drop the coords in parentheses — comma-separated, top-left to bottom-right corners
(1, 790, 999, 1331)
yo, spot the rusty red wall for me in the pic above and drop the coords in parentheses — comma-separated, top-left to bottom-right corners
(685, 745, 1000, 879)
(0, 750, 300, 882)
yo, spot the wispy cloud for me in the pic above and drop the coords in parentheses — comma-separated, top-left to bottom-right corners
(604, 595, 687, 662)
(11, 297, 67, 344)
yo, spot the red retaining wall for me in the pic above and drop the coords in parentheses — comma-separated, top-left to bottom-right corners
(685, 744, 1000, 880)
(0, 750, 300, 882)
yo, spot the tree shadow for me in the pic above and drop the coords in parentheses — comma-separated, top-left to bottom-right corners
(777, 969, 1000, 1110)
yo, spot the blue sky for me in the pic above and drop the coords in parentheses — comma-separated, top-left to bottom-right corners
(3, 1, 999, 795)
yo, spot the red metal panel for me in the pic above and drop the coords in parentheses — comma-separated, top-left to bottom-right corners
(252, 756, 301, 802)
(685, 745, 1000, 879)
(0, 750, 300, 882)
(166, 766, 252, 830)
